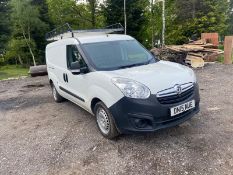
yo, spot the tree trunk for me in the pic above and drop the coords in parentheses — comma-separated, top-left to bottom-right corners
(28, 45, 36, 66)
(22, 29, 36, 66)
(192, 0, 196, 18)
(88, 0, 96, 27)
(18, 55, 23, 65)
(162, 0, 165, 46)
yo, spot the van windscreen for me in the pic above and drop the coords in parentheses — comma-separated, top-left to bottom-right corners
(82, 40, 155, 70)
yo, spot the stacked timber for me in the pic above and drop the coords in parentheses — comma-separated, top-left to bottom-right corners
(151, 40, 224, 68)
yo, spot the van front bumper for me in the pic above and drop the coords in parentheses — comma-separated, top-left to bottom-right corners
(109, 83, 200, 134)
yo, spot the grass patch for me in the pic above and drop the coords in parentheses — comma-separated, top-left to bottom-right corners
(217, 45, 233, 63)
(218, 45, 224, 51)
(217, 55, 225, 63)
(0, 65, 29, 80)
(217, 54, 233, 63)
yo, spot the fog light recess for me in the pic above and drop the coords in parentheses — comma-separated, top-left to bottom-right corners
(133, 118, 152, 129)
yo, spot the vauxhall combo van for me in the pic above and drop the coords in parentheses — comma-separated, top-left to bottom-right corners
(46, 24, 200, 139)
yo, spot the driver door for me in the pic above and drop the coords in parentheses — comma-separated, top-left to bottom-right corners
(63, 45, 89, 110)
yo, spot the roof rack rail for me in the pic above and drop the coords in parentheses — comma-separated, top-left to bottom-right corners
(46, 23, 124, 41)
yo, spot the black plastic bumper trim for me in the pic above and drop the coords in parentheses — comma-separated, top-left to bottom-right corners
(109, 83, 200, 134)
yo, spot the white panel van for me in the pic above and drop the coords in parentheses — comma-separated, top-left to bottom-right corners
(46, 25, 200, 139)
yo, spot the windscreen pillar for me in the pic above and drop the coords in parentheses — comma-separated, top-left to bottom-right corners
(224, 36, 233, 65)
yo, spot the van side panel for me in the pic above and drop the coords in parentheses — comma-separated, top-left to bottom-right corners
(46, 39, 79, 96)
(46, 42, 67, 97)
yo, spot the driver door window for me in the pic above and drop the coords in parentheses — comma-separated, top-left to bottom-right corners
(67, 45, 85, 70)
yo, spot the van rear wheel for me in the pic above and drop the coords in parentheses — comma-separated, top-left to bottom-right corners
(94, 102, 120, 139)
(52, 84, 65, 103)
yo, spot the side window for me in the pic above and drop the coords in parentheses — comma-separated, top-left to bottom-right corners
(66, 45, 86, 69)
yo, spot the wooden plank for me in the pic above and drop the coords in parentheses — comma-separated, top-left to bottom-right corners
(186, 55, 205, 68)
(203, 49, 224, 54)
(224, 36, 233, 65)
(189, 39, 206, 45)
(183, 45, 204, 51)
(188, 52, 205, 58)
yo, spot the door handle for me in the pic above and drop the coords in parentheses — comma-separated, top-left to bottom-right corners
(66, 74, 68, 83)
(63, 73, 66, 82)
(63, 73, 69, 83)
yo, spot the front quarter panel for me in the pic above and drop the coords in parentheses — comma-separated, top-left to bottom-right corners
(85, 72, 124, 113)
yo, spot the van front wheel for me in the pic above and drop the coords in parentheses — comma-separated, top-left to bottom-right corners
(52, 84, 65, 103)
(94, 102, 120, 139)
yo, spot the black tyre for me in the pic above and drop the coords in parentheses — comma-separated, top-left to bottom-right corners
(51, 83, 65, 103)
(94, 102, 120, 139)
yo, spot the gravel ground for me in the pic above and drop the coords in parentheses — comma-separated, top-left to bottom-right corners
(0, 63, 233, 175)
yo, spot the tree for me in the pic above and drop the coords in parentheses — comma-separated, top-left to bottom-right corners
(46, 0, 103, 29)
(163, 0, 229, 44)
(10, 0, 46, 66)
(103, 0, 149, 44)
(5, 39, 33, 65)
(228, 0, 233, 35)
(150, 0, 176, 46)
(87, 0, 98, 27)
(0, 0, 11, 54)
(32, 0, 51, 64)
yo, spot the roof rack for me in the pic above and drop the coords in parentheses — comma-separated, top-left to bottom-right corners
(45, 23, 124, 41)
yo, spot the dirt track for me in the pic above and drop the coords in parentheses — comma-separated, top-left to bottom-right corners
(0, 63, 233, 175)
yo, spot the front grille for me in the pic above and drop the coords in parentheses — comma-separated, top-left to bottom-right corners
(157, 85, 194, 105)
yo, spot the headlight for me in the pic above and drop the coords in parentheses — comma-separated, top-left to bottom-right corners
(112, 78, 151, 99)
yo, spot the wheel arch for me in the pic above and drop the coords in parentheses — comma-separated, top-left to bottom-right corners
(91, 97, 102, 113)
(49, 79, 53, 87)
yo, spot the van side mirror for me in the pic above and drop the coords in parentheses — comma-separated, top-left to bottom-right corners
(80, 67, 89, 74)
(70, 61, 89, 75)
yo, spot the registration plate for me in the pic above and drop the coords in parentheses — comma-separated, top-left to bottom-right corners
(170, 100, 195, 117)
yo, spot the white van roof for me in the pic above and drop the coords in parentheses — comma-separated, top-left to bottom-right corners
(77, 34, 134, 44)
(46, 34, 135, 49)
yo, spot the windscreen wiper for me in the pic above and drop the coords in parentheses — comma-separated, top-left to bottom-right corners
(118, 63, 146, 69)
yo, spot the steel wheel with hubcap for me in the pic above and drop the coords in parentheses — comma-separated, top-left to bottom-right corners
(97, 108, 110, 135)
(52, 85, 58, 101)
(51, 83, 65, 103)
(94, 102, 119, 139)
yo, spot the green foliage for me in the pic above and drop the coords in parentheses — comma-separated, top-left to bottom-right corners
(5, 38, 35, 65)
(10, 0, 47, 34)
(9, 0, 47, 66)
(218, 45, 224, 51)
(0, 0, 11, 53)
(0, 65, 28, 80)
(227, 0, 233, 35)
(148, 0, 230, 45)
(32, 0, 52, 64)
(46, 0, 104, 29)
(0, 0, 232, 67)
(217, 55, 224, 63)
(151, 0, 176, 45)
(104, 0, 149, 45)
